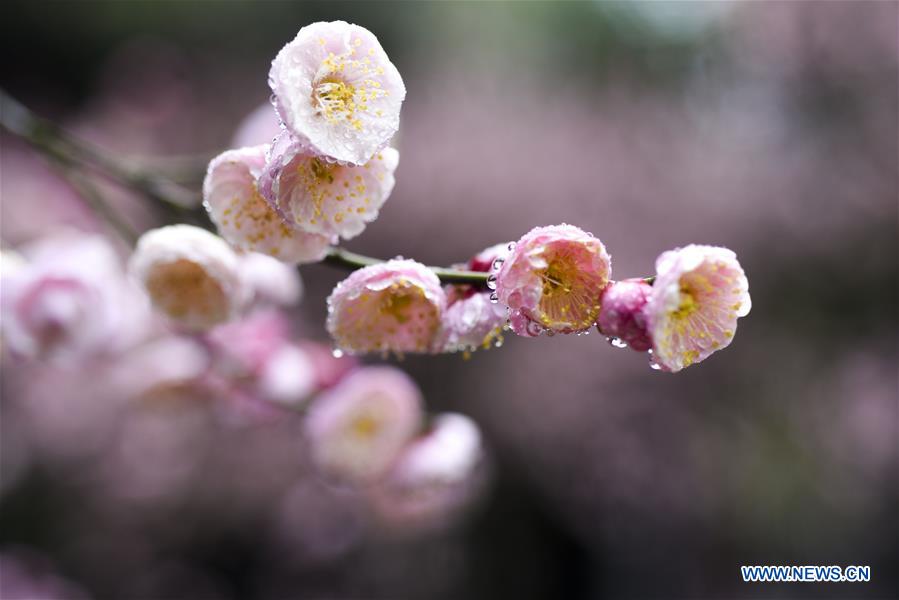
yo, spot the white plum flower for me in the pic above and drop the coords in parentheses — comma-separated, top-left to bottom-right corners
(204, 145, 334, 264)
(269, 21, 406, 165)
(260, 131, 399, 241)
(129, 225, 247, 331)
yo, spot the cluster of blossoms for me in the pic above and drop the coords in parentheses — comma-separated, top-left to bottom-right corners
(140, 21, 751, 373)
(324, 224, 750, 372)
(1, 229, 485, 523)
(203, 20, 405, 264)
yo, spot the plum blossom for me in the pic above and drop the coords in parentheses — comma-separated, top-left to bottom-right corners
(1, 231, 148, 365)
(130, 225, 246, 331)
(387, 412, 483, 488)
(644, 245, 751, 372)
(259, 131, 399, 240)
(269, 21, 406, 165)
(304, 366, 424, 483)
(596, 279, 653, 351)
(368, 413, 486, 533)
(327, 259, 445, 354)
(206, 310, 317, 408)
(438, 243, 510, 353)
(237, 251, 303, 308)
(495, 224, 611, 337)
(204, 145, 334, 264)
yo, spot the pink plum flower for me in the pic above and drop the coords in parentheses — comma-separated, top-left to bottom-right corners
(204, 145, 334, 264)
(596, 278, 653, 351)
(259, 131, 399, 241)
(207, 310, 317, 408)
(368, 413, 486, 533)
(1, 231, 148, 365)
(387, 412, 483, 489)
(438, 243, 510, 353)
(495, 224, 611, 337)
(304, 366, 424, 483)
(326, 259, 445, 354)
(644, 245, 751, 372)
(269, 21, 406, 165)
(129, 225, 247, 331)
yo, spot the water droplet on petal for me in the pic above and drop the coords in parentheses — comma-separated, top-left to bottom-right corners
(332, 348, 344, 358)
(492, 257, 505, 271)
(607, 336, 628, 349)
(507, 242, 517, 252)
(486, 274, 497, 290)
(525, 320, 543, 337)
(489, 292, 499, 303)
(648, 353, 661, 370)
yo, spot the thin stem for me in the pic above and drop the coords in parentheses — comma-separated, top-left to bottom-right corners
(1, 89, 199, 211)
(324, 246, 490, 286)
(49, 158, 139, 246)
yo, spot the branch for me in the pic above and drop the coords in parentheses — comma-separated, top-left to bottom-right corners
(2, 92, 653, 287)
(0, 89, 200, 212)
(324, 246, 490, 286)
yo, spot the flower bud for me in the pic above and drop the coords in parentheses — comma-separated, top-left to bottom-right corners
(596, 279, 653, 351)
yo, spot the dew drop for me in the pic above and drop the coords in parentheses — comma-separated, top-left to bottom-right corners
(332, 348, 344, 358)
(492, 257, 505, 271)
(507, 242, 517, 252)
(489, 292, 499, 303)
(486, 274, 497, 290)
(607, 336, 628, 349)
(648, 351, 661, 370)
(525, 320, 543, 337)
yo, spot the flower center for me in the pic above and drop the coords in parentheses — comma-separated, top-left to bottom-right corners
(671, 283, 698, 321)
(313, 76, 362, 129)
(350, 412, 380, 438)
(536, 254, 602, 330)
(145, 259, 228, 325)
(379, 289, 416, 324)
(309, 157, 336, 183)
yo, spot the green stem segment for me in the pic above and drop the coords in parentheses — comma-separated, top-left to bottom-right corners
(324, 246, 490, 286)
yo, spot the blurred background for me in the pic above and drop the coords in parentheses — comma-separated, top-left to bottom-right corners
(1, 1, 897, 599)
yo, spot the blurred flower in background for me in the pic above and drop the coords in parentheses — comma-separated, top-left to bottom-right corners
(1, 2, 896, 599)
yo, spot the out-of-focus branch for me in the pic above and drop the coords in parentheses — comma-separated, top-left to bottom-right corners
(0, 89, 201, 212)
(48, 157, 139, 246)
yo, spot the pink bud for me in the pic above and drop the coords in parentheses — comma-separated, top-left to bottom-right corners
(596, 279, 653, 351)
